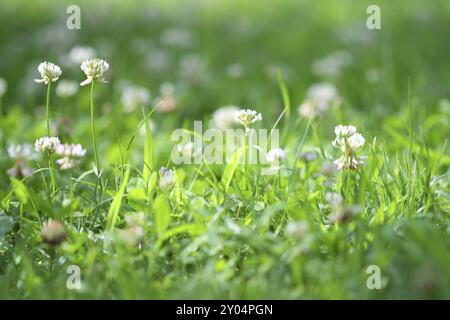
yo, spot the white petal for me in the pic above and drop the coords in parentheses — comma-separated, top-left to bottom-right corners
(80, 78, 92, 86)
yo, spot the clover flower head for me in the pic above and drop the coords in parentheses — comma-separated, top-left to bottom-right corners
(41, 220, 67, 246)
(68, 46, 97, 65)
(212, 105, 239, 130)
(266, 148, 287, 166)
(56, 157, 80, 170)
(234, 109, 262, 130)
(121, 85, 151, 113)
(6, 143, 34, 178)
(0, 77, 7, 97)
(56, 80, 78, 97)
(80, 58, 109, 86)
(34, 136, 61, 154)
(334, 125, 357, 139)
(55, 143, 86, 170)
(34, 62, 62, 85)
(56, 143, 86, 158)
(159, 166, 175, 190)
(155, 82, 177, 113)
(7, 143, 33, 160)
(332, 125, 366, 170)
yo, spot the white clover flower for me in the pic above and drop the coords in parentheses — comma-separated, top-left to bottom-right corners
(234, 109, 262, 131)
(56, 157, 79, 170)
(334, 125, 357, 139)
(298, 82, 341, 118)
(176, 141, 197, 158)
(155, 83, 177, 113)
(286, 221, 309, 239)
(160, 28, 193, 47)
(0, 77, 7, 97)
(7, 143, 34, 160)
(56, 143, 86, 158)
(158, 167, 175, 191)
(6, 143, 35, 178)
(80, 58, 109, 86)
(34, 136, 61, 154)
(34, 62, 62, 85)
(55, 80, 78, 97)
(311, 51, 352, 78)
(68, 46, 97, 65)
(332, 125, 366, 170)
(212, 106, 239, 130)
(121, 85, 151, 113)
(348, 133, 365, 150)
(266, 148, 287, 166)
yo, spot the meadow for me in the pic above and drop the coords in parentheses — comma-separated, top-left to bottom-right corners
(0, 0, 449, 299)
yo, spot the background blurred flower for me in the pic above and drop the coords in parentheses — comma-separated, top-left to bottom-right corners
(121, 85, 151, 113)
(56, 80, 78, 98)
(212, 105, 239, 130)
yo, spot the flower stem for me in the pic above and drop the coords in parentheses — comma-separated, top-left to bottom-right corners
(46, 82, 51, 136)
(48, 152, 56, 196)
(90, 81, 100, 173)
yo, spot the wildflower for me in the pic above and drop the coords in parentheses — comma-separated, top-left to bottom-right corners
(160, 28, 193, 47)
(234, 109, 262, 131)
(311, 50, 352, 78)
(55, 143, 86, 170)
(286, 221, 309, 239)
(176, 141, 199, 159)
(179, 54, 208, 84)
(118, 212, 146, 247)
(154, 82, 177, 113)
(328, 204, 361, 224)
(158, 167, 175, 191)
(34, 62, 62, 85)
(212, 105, 239, 130)
(41, 220, 67, 246)
(80, 58, 109, 86)
(68, 46, 96, 65)
(298, 82, 341, 118)
(298, 151, 317, 163)
(266, 148, 287, 166)
(6, 143, 34, 178)
(34, 136, 61, 154)
(332, 125, 366, 170)
(121, 85, 151, 113)
(56, 80, 78, 97)
(0, 77, 7, 97)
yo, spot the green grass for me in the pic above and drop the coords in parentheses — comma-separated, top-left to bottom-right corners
(0, 0, 449, 299)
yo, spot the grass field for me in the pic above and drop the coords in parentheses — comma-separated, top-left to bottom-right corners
(0, 0, 449, 299)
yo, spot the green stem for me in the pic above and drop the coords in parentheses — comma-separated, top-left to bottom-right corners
(48, 153, 56, 197)
(46, 82, 51, 136)
(244, 129, 249, 189)
(90, 81, 100, 173)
